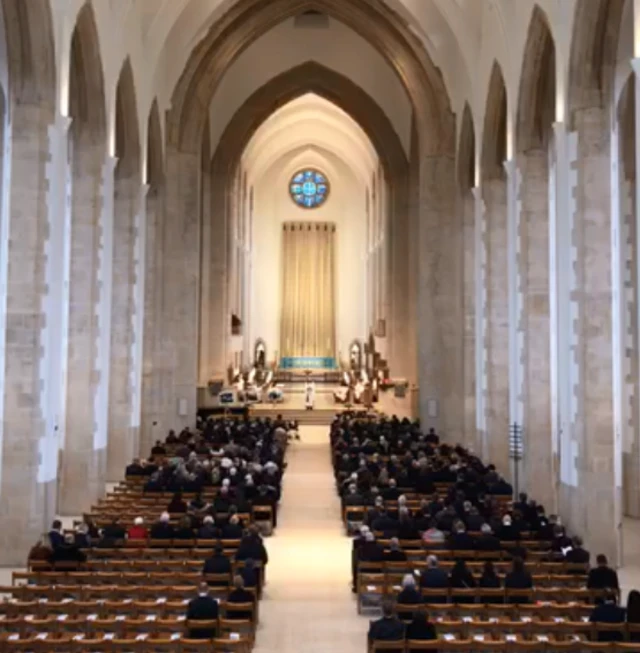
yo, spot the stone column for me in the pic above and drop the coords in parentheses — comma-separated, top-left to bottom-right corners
(0, 105, 54, 564)
(565, 105, 622, 565)
(59, 129, 112, 514)
(473, 186, 489, 460)
(41, 115, 72, 514)
(516, 152, 553, 508)
(94, 154, 117, 468)
(161, 147, 199, 430)
(418, 154, 462, 442)
(208, 167, 229, 378)
(618, 57, 640, 518)
(388, 171, 412, 382)
(130, 184, 150, 455)
(461, 190, 476, 449)
(505, 159, 524, 489)
(141, 185, 165, 455)
(106, 173, 139, 480)
(199, 161, 213, 386)
(483, 176, 510, 475)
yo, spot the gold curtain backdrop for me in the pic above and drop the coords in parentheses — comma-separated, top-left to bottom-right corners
(280, 222, 336, 359)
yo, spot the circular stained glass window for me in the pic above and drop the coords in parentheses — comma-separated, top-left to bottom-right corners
(289, 169, 330, 209)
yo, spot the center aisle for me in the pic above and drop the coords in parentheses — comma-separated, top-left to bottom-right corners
(254, 425, 367, 653)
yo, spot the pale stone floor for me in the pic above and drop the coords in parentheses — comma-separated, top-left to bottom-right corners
(252, 424, 368, 652)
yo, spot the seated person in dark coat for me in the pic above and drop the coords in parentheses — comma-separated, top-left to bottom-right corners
(497, 514, 520, 542)
(449, 559, 476, 603)
(150, 512, 175, 540)
(52, 533, 87, 565)
(478, 561, 503, 603)
(198, 516, 219, 540)
(368, 599, 405, 649)
(99, 517, 126, 545)
(221, 514, 244, 540)
(202, 546, 232, 584)
(359, 531, 385, 570)
(235, 527, 268, 566)
(372, 510, 399, 536)
(385, 538, 407, 562)
(173, 516, 195, 543)
(240, 558, 259, 592)
(227, 575, 255, 620)
(397, 509, 419, 540)
(397, 574, 423, 620)
(475, 523, 501, 555)
(48, 520, 64, 550)
(505, 557, 533, 603)
(167, 491, 188, 514)
(588, 554, 620, 593)
(449, 522, 475, 551)
(187, 582, 219, 639)
(626, 589, 640, 642)
(565, 536, 590, 566)
(406, 612, 437, 653)
(589, 593, 626, 642)
(420, 555, 449, 604)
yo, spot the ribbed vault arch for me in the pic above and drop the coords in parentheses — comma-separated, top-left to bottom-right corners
(212, 62, 407, 182)
(168, 0, 453, 155)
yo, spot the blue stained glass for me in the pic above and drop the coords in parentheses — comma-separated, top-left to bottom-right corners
(288, 168, 329, 209)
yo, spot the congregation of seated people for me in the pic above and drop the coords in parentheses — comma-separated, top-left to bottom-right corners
(12, 416, 289, 649)
(331, 414, 637, 648)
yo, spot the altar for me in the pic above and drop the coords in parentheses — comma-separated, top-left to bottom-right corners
(279, 356, 337, 369)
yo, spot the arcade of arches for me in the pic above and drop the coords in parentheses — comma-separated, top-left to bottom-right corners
(0, 0, 640, 583)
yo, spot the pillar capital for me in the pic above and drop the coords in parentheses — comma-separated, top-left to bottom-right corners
(631, 57, 640, 77)
(55, 113, 72, 133)
(104, 154, 118, 176)
(502, 158, 516, 179)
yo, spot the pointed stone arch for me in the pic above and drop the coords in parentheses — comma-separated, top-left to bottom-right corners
(115, 58, 141, 178)
(1, 0, 56, 107)
(168, 0, 453, 155)
(481, 61, 507, 180)
(457, 103, 475, 191)
(212, 61, 407, 180)
(146, 99, 164, 190)
(567, 0, 625, 118)
(516, 5, 556, 152)
(69, 2, 107, 139)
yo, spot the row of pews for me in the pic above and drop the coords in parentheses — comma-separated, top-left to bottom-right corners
(0, 479, 273, 651)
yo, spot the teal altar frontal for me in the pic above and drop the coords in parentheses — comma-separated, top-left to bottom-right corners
(280, 357, 337, 369)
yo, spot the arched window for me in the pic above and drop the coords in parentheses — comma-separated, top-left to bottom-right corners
(289, 169, 330, 209)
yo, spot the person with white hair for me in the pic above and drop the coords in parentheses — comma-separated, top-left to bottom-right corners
(127, 516, 148, 541)
(397, 573, 422, 619)
(150, 511, 174, 540)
